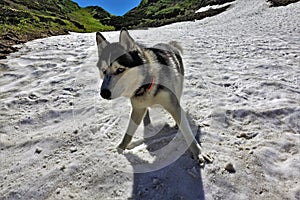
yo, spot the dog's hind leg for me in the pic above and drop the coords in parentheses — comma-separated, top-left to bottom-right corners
(158, 91, 212, 167)
(118, 107, 147, 151)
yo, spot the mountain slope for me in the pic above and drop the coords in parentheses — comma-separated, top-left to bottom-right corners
(100, 0, 299, 29)
(0, 0, 113, 33)
(103, 0, 235, 29)
(1, 0, 299, 59)
(0, 0, 114, 58)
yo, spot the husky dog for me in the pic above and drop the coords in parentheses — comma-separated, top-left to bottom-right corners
(96, 28, 211, 166)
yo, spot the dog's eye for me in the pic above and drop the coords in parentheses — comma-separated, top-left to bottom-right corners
(101, 68, 107, 75)
(116, 68, 125, 74)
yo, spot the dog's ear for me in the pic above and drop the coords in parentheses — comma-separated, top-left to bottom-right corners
(119, 28, 136, 51)
(96, 32, 110, 54)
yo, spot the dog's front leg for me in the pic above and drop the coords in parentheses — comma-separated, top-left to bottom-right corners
(118, 107, 147, 151)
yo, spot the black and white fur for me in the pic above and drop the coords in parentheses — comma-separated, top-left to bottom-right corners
(96, 28, 211, 166)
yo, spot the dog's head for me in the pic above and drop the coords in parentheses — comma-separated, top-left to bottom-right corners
(96, 28, 145, 100)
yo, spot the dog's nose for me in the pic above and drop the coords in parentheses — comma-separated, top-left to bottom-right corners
(101, 89, 111, 99)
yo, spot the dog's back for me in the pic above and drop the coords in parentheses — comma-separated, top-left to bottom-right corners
(146, 42, 184, 99)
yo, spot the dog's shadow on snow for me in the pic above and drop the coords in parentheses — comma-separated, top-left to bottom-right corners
(124, 114, 205, 200)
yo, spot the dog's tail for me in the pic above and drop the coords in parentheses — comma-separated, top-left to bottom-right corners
(169, 41, 183, 55)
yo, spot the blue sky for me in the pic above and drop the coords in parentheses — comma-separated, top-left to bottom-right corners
(73, 0, 142, 16)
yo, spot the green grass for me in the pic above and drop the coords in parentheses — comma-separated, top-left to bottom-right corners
(0, 0, 114, 37)
(69, 8, 114, 32)
(0, 4, 114, 42)
(0, 0, 115, 58)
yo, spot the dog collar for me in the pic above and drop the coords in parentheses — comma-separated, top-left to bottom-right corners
(134, 76, 155, 96)
(148, 76, 155, 92)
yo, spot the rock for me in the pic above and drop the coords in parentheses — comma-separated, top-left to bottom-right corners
(70, 147, 77, 153)
(35, 147, 43, 154)
(28, 93, 39, 100)
(237, 132, 258, 140)
(60, 165, 66, 171)
(56, 188, 61, 194)
(225, 162, 236, 173)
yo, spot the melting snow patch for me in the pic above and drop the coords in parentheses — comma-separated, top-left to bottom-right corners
(196, 2, 234, 13)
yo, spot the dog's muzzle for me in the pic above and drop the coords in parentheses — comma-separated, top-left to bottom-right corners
(100, 89, 111, 100)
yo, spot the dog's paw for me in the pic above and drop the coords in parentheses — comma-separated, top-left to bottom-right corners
(107, 144, 126, 154)
(126, 139, 144, 150)
(107, 146, 117, 153)
(197, 153, 214, 167)
(203, 153, 214, 163)
(117, 147, 124, 154)
(191, 151, 213, 168)
(190, 143, 213, 167)
(116, 143, 127, 153)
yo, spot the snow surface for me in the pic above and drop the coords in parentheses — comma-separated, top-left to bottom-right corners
(195, 2, 234, 13)
(0, 0, 299, 199)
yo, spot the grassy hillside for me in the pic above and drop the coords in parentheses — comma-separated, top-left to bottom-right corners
(101, 0, 299, 29)
(0, 0, 114, 32)
(103, 0, 235, 30)
(0, 0, 114, 58)
(69, 8, 114, 32)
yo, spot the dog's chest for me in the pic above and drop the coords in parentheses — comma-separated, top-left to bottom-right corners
(131, 88, 171, 109)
